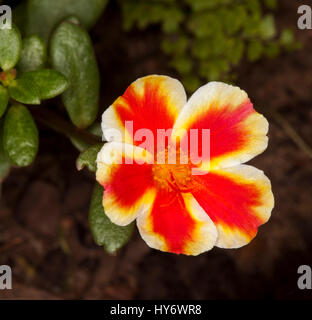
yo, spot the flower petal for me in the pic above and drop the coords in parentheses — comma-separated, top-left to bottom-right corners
(172, 82, 268, 170)
(137, 191, 217, 255)
(96, 142, 156, 226)
(102, 75, 187, 149)
(191, 164, 274, 248)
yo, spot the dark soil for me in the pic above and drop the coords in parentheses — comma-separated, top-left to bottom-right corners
(1, 0, 312, 299)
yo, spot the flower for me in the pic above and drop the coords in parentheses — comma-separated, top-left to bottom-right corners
(96, 75, 274, 256)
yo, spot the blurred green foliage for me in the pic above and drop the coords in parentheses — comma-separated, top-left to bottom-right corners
(12, 0, 300, 94)
(119, 0, 300, 91)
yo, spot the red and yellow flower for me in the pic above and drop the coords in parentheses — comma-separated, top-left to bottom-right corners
(96, 75, 274, 255)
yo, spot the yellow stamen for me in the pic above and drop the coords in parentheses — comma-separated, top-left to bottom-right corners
(152, 148, 192, 193)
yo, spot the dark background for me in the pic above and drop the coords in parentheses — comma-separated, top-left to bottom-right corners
(1, 0, 312, 299)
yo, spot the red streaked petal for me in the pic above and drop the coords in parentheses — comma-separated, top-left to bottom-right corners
(137, 191, 217, 255)
(102, 75, 186, 150)
(191, 164, 274, 248)
(96, 142, 156, 226)
(172, 82, 268, 170)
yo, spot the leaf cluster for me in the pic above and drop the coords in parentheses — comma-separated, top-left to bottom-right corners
(1, 1, 131, 254)
(119, 0, 300, 91)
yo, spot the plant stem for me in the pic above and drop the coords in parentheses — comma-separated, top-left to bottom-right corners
(28, 106, 102, 146)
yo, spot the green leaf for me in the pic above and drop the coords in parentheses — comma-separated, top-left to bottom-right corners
(188, 12, 222, 38)
(8, 69, 68, 104)
(0, 148, 10, 180)
(192, 39, 212, 60)
(247, 39, 263, 62)
(76, 143, 103, 172)
(17, 35, 47, 72)
(0, 120, 10, 180)
(65, 16, 81, 25)
(69, 136, 90, 153)
(230, 39, 245, 66)
(280, 28, 294, 46)
(185, 0, 228, 11)
(51, 21, 100, 128)
(21, 69, 69, 99)
(89, 183, 134, 254)
(264, 42, 280, 59)
(162, 35, 188, 55)
(3, 104, 39, 167)
(0, 85, 9, 117)
(264, 0, 277, 10)
(161, 8, 184, 33)
(0, 25, 22, 71)
(26, 0, 108, 43)
(8, 76, 40, 105)
(260, 14, 276, 40)
(182, 75, 201, 93)
(170, 55, 192, 74)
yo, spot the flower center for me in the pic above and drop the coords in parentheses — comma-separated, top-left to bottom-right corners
(152, 147, 192, 193)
